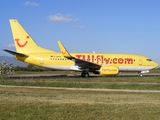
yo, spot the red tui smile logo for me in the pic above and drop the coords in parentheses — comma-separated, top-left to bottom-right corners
(15, 36, 29, 47)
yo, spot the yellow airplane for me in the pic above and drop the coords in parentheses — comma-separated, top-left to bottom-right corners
(4, 19, 159, 77)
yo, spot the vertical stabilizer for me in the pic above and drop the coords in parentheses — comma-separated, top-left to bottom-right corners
(9, 19, 54, 53)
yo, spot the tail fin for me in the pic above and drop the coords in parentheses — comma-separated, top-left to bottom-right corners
(9, 19, 55, 54)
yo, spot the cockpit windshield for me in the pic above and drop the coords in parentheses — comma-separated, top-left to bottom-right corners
(146, 59, 152, 62)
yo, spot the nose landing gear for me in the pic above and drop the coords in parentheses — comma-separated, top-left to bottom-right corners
(138, 72, 143, 77)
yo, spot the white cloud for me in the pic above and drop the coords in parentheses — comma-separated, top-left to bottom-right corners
(3, 44, 15, 50)
(25, 1, 39, 6)
(47, 13, 79, 23)
(74, 25, 86, 29)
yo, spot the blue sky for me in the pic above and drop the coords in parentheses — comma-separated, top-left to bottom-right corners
(1, 0, 160, 64)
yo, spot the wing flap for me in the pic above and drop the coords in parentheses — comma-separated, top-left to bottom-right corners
(74, 58, 100, 69)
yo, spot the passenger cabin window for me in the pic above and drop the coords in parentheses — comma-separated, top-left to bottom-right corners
(146, 59, 152, 62)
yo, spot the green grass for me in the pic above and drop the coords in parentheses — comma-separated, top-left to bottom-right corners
(0, 87, 160, 120)
(2, 76, 160, 90)
(1, 76, 160, 119)
(2, 80, 160, 90)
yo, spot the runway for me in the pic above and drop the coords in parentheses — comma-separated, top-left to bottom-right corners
(9, 73, 160, 79)
(4, 73, 160, 94)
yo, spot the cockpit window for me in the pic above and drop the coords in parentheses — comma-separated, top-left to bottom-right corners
(146, 59, 152, 62)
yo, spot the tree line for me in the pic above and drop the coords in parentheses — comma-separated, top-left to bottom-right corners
(0, 61, 52, 82)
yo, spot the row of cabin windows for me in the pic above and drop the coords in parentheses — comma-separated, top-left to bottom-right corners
(50, 58, 70, 60)
(50, 58, 136, 62)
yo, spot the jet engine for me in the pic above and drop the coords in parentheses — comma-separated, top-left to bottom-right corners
(99, 65, 119, 76)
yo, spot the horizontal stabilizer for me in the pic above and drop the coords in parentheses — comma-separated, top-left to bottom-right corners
(3, 49, 28, 57)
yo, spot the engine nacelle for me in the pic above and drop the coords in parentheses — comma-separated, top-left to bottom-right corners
(99, 66, 119, 76)
(140, 70, 149, 74)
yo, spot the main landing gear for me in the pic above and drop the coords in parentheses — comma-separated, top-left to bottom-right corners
(138, 72, 143, 77)
(81, 71, 89, 78)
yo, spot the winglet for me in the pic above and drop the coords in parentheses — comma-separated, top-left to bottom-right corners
(58, 41, 72, 58)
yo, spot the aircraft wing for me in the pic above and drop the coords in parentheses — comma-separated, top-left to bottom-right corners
(3, 49, 28, 57)
(74, 58, 101, 70)
(58, 41, 101, 70)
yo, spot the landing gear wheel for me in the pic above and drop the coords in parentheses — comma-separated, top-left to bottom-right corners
(84, 72, 89, 78)
(138, 72, 143, 77)
(81, 72, 85, 77)
(81, 72, 89, 78)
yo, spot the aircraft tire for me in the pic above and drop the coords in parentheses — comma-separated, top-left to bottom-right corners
(84, 72, 89, 78)
(81, 72, 89, 78)
(140, 74, 143, 77)
(81, 72, 85, 77)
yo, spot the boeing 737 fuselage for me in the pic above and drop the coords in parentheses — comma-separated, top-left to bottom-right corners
(4, 20, 159, 77)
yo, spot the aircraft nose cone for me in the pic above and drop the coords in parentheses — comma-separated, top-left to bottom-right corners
(154, 62, 159, 68)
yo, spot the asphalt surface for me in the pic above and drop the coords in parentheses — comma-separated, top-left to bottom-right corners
(8, 73, 160, 79)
